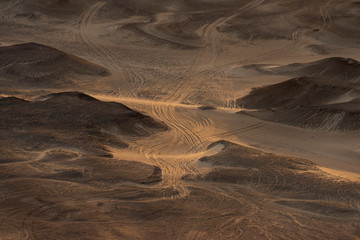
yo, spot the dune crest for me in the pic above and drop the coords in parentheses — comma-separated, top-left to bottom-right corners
(1, 0, 360, 239)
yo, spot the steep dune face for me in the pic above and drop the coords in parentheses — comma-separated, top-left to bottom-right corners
(0, 43, 109, 88)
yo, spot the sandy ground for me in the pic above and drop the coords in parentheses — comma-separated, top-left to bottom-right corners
(1, 0, 360, 239)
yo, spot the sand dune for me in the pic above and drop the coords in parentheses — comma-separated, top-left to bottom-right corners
(197, 141, 360, 214)
(241, 106, 360, 131)
(1, 0, 360, 239)
(0, 92, 166, 161)
(190, 141, 360, 239)
(0, 43, 109, 90)
(237, 73, 360, 131)
(237, 76, 359, 109)
(249, 57, 360, 83)
(237, 57, 360, 131)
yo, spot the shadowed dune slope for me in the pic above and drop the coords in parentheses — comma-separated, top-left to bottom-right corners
(0, 92, 167, 162)
(237, 58, 360, 131)
(0, 43, 109, 88)
(238, 105, 360, 132)
(241, 107, 360, 131)
(236, 77, 357, 109)
(271, 57, 360, 83)
(0, 91, 167, 216)
(237, 77, 360, 131)
(1, 91, 167, 136)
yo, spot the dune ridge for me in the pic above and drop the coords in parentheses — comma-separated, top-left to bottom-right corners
(1, 0, 360, 239)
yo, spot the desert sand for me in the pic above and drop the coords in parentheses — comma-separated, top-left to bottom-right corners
(1, 0, 360, 239)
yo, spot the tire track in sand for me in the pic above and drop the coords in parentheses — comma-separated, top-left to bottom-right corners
(77, 1, 145, 97)
(320, 0, 332, 28)
(0, 0, 22, 12)
(139, 0, 266, 198)
(0, 0, 22, 24)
